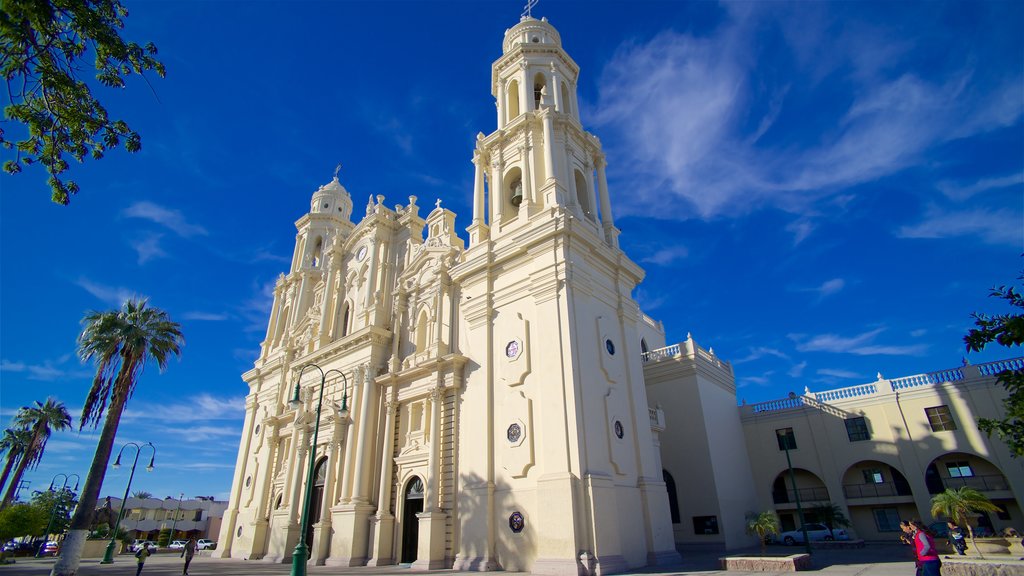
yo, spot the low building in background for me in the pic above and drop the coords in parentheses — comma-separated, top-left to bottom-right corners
(739, 358, 1023, 542)
(102, 496, 228, 543)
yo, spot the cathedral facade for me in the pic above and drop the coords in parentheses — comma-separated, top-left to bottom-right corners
(216, 16, 756, 574)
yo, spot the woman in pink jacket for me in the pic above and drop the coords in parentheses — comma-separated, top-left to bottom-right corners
(909, 520, 941, 576)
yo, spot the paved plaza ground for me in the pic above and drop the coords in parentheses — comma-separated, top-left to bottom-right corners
(1, 544, 1019, 576)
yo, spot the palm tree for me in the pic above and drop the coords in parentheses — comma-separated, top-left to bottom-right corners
(51, 298, 183, 576)
(0, 428, 33, 498)
(809, 501, 851, 540)
(931, 487, 1002, 558)
(745, 511, 781, 556)
(0, 399, 72, 508)
(131, 490, 153, 499)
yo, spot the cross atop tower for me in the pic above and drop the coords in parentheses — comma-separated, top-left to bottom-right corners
(334, 163, 342, 179)
(522, 0, 538, 20)
(435, 198, 443, 210)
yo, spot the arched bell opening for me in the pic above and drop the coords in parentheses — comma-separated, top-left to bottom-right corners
(507, 79, 521, 121)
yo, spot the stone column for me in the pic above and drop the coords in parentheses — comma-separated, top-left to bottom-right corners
(364, 240, 378, 309)
(596, 156, 618, 247)
(490, 158, 504, 226)
(472, 154, 484, 224)
(497, 79, 505, 128)
(368, 400, 397, 566)
(352, 365, 376, 503)
(520, 142, 533, 215)
(551, 66, 563, 113)
(542, 110, 556, 183)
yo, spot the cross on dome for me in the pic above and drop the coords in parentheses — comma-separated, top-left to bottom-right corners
(435, 198, 443, 210)
(522, 0, 538, 19)
(333, 163, 342, 179)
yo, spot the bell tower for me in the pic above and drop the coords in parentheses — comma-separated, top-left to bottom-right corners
(467, 17, 619, 248)
(454, 15, 679, 576)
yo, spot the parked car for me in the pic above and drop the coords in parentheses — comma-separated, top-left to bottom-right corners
(196, 539, 216, 550)
(777, 523, 849, 545)
(129, 540, 158, 552)
(41, 541, 59, 556)
(2, 540, 38, 556)
(168, 540, 186, 550)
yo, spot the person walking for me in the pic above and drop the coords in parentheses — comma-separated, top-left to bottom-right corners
(910, 520, 941, 576)
(947, 521, 967, 555)
(134, 542, 151, 576)
(181, 537, 198, 575)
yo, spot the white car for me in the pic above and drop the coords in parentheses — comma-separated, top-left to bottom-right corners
(777, 523, 848, 545)
(167, 540, 186, 550)
(196, 539, 216, 550)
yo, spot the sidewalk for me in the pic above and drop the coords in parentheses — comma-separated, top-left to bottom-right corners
(0, 544, 990, 576)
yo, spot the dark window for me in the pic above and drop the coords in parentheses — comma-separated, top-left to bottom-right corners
(692, 515, 719, 535)
(663, 470, 680, 524)
(873, 508, 901, 532)
(863, 469, 884, 484)
(946, 462, 974, 478)
(845, 417, 870, 441)
(776, 428, 796, 450)
(192, 510, 202, 521)
(997, 507, 1011, 520)
(925, 405, 956, 431)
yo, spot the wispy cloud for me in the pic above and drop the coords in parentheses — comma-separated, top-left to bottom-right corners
(897, 205, 1023, 246)
(0, 357, 92, 382)
(75, 277, 139, 307)
(738, 373, 774, 388)
(734, 347, 790, 364)
(590, 8, 1022, 222)
(122, 201, 208, 238)
(640, 246, 689, 266)
(790, 328, 928, 356)
(182, 312, 229, 321)
(130, 233, 167, 265)
(816, 368, 862, 379)
(122, 394, 244, 424)
(788, 361, 807, 378)
(937, 173, 1022, 201)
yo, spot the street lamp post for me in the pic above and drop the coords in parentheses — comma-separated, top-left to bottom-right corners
(101, 442, 156, 564)
(36, 473, 80, 557)
(168, 492, 184, 544)
(289, 363, 349, 576)
(777, 425, 812, 556)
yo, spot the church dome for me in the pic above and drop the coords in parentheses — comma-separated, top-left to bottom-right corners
(503, 17, 561, 54)
(310, 176, 353, 220)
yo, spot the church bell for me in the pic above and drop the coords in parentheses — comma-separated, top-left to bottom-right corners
(510, 180, 524, 207)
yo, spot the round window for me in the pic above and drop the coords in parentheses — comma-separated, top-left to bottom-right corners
(254, 424, 261, 435)
(605, 339, 615, 355)
(509, 511, 525, 533)
(237, 526, 242, 537)
(245, 476, 251, 488)
(505, 340, 520, 359)
(614, 420, 624, 439)
(507, 423, 522, 443)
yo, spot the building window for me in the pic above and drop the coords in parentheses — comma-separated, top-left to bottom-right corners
(925, 405, 957, 431)
(997, 507, 1011, 520)
(863, 469, 884, 484)
(663, 470, 680, 524)
(776, 428, 796, 451)
(946, 462, 974, 478)
(692, 515, 719, 535)
(845, 417, 870, 442)
(873, 508, 902, 532)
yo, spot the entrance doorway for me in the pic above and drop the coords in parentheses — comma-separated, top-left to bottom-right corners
(401, 477, 424, 563)
(305, 457, 328, 557)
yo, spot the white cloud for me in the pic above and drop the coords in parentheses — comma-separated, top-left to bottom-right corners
(122, 201, 208, 238)
(734, 347, 790, 364)
(131, 233, 167, 265)
(791, 328, 928, 356)
(786, 219, 815, 246)
(738, 372, 774, 388)
(1, 358, 92, 382)
(640, 246, 689, 266)
(182, 311, 229, 321)
(75, 277, 139, 307)
(937, 173, 1022, 201)
(816, 368, 862, 379)
(589, 10, 1023, 223)
(122, 394, 245, 424)
(897, 205, 1023, 246)
(788, 361, 807, 378)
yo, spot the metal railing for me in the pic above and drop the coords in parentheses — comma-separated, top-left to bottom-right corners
(772, 487, 830, 504)
(943, 474, 1010, 492)
(843, 482, 913, 499)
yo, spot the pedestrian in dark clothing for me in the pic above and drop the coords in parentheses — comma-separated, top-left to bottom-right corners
(134, 542, 151, 576)
(947, 521, 967, 555)
(182, 537, 197, 575)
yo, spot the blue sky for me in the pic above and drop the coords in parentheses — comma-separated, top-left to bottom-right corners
(1, 1, 1021, 502)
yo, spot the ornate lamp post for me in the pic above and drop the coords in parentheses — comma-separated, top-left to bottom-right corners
(101, 442, 155, 564)
(777, 420, 811, 556)
(289, 363, 349, 576)
(36, 473, 80, 557)
(168, 492, 184, 543)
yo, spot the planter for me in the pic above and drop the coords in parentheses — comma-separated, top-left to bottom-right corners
(720, 554, 813, 572)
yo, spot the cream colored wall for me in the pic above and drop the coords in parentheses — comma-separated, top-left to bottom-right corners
(742, 362, 1024, 540)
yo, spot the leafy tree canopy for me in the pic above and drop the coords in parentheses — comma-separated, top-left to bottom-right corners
(966, 272, 1024, 456)
(0, 503, 46, 542)
(1, 0, 165, 204)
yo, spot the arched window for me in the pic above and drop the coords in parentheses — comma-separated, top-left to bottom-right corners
(311, 237, 323, 267)
(574, 169, 591, 216)
(641, 338, 649, 356)
(340, 302, 351, 337)
(560, 82, 571, 115)
(533, 72, 547, 110)
(416, 309, 430, 351)
(507, 79, 520, 120)
(663, 469, 680, 524)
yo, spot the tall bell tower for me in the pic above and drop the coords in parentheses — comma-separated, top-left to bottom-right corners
(454, 15, 679, 576)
